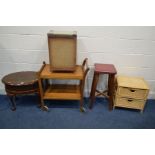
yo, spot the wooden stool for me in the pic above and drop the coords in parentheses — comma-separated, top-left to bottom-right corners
(2, 71, 41, 111)
(89, 64, 117, 110)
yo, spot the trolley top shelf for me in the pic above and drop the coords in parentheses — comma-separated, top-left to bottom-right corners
(39, 64, 84, 80)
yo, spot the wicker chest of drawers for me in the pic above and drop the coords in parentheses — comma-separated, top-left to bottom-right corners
(114, 76, 149, 112)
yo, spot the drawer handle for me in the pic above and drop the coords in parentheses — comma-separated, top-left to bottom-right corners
(130, 89, 135, 92)
(128, 99, 133, 102)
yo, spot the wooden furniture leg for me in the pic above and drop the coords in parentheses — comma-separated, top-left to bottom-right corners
(37, 91, 42, 108)
(80, 79, 83, 111)
(38, 78, 48, 111)
(8, 94, 16, 111)
(108, 74, 115, 111)
(79, 79, 86, 112)
(79, 58, 90, 112)
(89, 73, 99, 109)
(80, 99, 85, 112)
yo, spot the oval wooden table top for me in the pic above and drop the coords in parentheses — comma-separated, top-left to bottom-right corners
(2, 71, 38, 86)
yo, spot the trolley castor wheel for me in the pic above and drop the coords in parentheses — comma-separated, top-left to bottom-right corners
(41, 105, 49, 111)
(11, 107, 16, 111)
(80, 107, 86, 113)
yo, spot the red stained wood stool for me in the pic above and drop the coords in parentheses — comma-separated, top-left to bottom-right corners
(89, 63, 117, 110)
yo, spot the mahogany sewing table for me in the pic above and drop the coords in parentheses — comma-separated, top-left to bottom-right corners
(2, 71, 40, 111)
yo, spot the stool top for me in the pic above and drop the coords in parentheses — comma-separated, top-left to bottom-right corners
(95, 63, 117, 74)
(2, 71, 38, 86)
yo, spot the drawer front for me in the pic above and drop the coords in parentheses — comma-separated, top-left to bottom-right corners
(117, 86, 149, 100)
(114, 96, 146, 110)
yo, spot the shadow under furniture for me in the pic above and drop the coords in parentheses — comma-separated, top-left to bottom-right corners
(38, 58, 89, 112)
(89, 63, 117, 111)
(1, 71, 41, 111)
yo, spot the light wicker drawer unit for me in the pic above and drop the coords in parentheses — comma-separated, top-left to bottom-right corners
(117, 85, 149, 100)
(115, 96, 145, 110)
(114, 76, 149, 112)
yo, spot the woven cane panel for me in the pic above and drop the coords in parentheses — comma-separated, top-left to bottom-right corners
(114, 96, 145, 110)
(116, 87, 149, 100)
(49, 37, 76, 71)
(117, 75, 149, 89)
(116, 76, 149, 100)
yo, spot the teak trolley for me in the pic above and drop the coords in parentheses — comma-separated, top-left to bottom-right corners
(38, 58, 89, 112)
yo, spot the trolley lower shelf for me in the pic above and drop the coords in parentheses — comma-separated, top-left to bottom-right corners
(43, 84, 81, 100)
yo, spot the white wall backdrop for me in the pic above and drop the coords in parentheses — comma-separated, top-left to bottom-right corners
(0, 26, 155, 98)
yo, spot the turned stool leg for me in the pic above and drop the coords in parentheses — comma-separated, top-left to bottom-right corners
(89, 73, 99, 109)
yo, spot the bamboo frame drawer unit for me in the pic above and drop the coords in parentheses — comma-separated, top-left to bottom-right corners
(114, 76, 149, 112)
